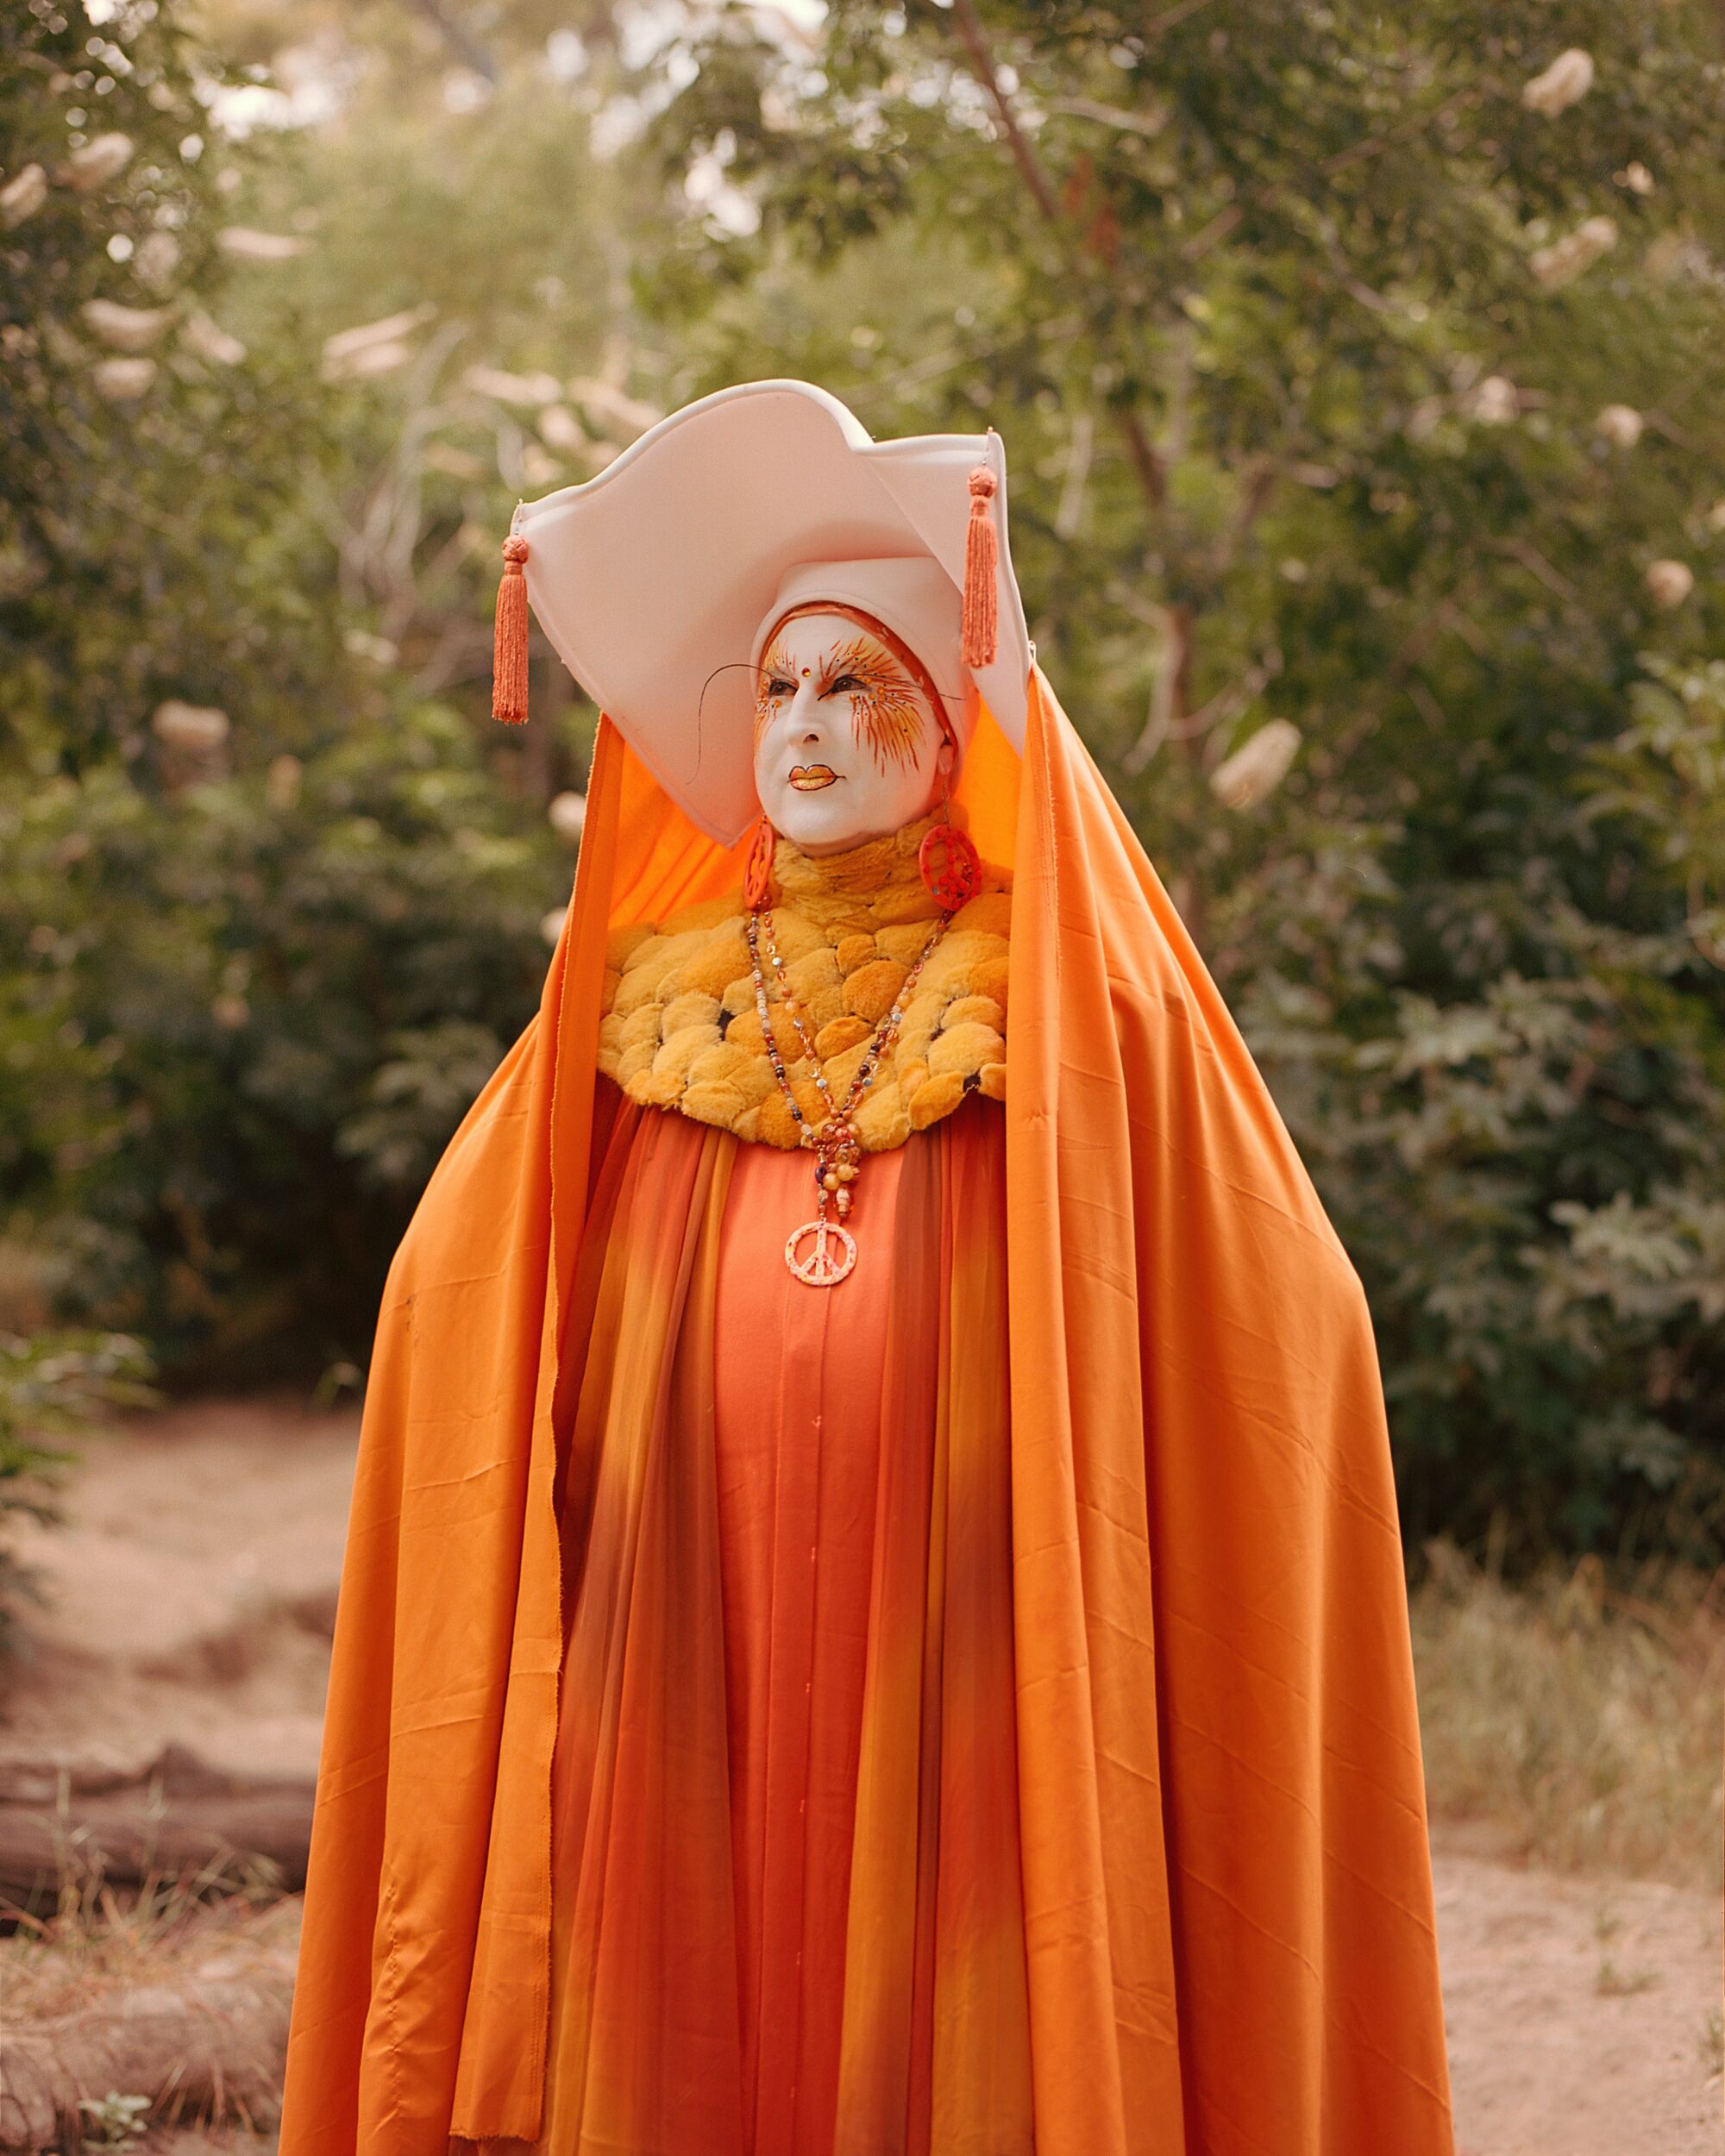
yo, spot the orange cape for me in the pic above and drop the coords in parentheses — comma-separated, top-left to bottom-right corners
(280, 667, 1454, 2153)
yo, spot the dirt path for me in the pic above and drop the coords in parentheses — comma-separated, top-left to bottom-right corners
(3, 1401, 1719, 2153)
(1, 1399, 354, 1789)
(1435, 1830, 1721, 2154)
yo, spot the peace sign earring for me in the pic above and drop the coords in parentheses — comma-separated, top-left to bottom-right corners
(918, 743, 981, 911)
(743, 813, 777, 909)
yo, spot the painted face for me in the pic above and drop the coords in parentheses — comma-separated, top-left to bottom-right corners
(751, 609, 954, 853)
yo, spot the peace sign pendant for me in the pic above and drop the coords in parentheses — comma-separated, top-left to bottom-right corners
(786, 1214, 857, 1288)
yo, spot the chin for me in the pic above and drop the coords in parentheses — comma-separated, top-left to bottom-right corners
(766, 778, 938, 854)
(769, 795, 878, 853)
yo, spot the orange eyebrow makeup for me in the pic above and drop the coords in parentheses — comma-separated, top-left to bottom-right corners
(754, 630, 929, 772)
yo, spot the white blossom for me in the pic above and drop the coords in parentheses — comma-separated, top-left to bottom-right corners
(1530, 216, 1617, 290)
(91, 355, 156, 400)
(539, 404, 588, 454)
(548, 791, 587, 843)
(265, 755, 302, 812)
(181, 310, 248, 366)
(329, 340, 412, 382)
(320, 305, 434, 379)
(343, 630, 400, 666)
(1521, 49, 1594, 118)
(152, 699, 230, 749)
(0, 163, 47, 228)
(1594, 404, 1644, 448)
(65, 133, 135, 191)
(423, 443, 485, 482)
(82, 298, 170, 351)
(568, 376, 664, 436)
(464, 364, 565, 409)
(135, 229, 181, 289)
(759, 83, 799, 133)
(1470, 375, 1520, 425)
(1645, 559, 1694, 610)
(541, 905, 570, 948)
(216, 226, 309, 263)
(1211, 720, 1302, 811)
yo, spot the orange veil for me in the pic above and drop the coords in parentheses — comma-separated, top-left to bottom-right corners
(279, 667, 1454, 2154)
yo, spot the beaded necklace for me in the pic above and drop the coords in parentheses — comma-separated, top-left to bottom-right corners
(745, 905, 950, 1287)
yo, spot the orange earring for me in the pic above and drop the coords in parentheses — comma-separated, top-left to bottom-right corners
(743, 813, 777, 910)
(919, 763, 980, 911)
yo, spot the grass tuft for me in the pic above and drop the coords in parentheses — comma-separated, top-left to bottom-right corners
(1412, 1539, 1725, 1888)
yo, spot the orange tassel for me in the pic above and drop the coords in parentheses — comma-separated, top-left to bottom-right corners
(492, 535, 530, 724)
(961, 463, 998, 669)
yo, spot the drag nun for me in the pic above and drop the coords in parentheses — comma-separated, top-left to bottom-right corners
(279, 379, 1456, 2156)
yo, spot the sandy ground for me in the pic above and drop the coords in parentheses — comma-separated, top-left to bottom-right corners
(3, 1401, 1720, 2155)
(1436, 1828, 1721, 2155)
(1, 1400, 354, 1791)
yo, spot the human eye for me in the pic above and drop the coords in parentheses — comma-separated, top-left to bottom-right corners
(828, 674, 862, 695)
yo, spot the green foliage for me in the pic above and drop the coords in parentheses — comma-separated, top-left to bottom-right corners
(643, 0, 1725, 1562)
(77, 2091, 152, 2147)
(5, 0, 1724, 1566)
(0, 1328, 154, 1648)
(0, 1, 574, 1376)
(2, 705, 555, 1370)
(0, 0, 344, 770)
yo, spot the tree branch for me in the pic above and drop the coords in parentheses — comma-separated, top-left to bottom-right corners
(944, 0, 1062, 220)
(938, 0, 1169, 505)
(1181, 85, 1478, 261)
(402, 0, 498, 85)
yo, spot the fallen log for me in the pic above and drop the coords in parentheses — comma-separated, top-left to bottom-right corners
(0, 1957, 294, 2152)
(0, 1745, 313, 1905)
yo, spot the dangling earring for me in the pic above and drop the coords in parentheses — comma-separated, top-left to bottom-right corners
(743, 813, 777, 910)
(919, 752, 981, 912)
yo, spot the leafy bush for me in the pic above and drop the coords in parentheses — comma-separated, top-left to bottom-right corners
(0, 1329, 154, 1651)
(1, 704, 557, 1375)
(0, 1, 571, 1376)
(6, 0, 1725, 1569)
(646, 0, 1725, 1565)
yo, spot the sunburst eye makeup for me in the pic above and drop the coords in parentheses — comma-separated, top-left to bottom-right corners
(750, 606, 948, 856)
(753, 642, 800, 740)
(754, 630, 929, 775)
(817, 635, 927, 772)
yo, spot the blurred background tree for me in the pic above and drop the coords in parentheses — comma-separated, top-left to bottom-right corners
(0, 0, 573, 1380)
(2, 0, 1722, 1566)
(645, 0, 1725, 1564)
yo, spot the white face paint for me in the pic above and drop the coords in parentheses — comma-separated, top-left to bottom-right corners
(751, 609, 956, 854)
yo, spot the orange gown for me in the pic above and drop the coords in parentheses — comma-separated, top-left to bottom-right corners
(284, 679, 1456, 2156)
(527, 1077, 1032, 2156)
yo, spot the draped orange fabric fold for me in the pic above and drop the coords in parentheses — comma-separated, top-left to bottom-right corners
(498, 1095, 1026, 2156)
(279, 668, 1455, 2155)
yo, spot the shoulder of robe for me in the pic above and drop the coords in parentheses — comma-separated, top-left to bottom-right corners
(598, 871, 1011, 1150)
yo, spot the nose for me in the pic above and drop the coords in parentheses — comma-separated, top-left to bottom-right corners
(786, 676, 827, 736)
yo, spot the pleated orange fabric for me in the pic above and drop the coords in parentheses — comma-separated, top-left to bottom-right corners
(509, 1085, 1027, 2156)
(713, 1129, 908, 2156)
(279, 666, 1455, 2156)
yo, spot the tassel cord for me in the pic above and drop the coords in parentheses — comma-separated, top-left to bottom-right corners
(961, 466, 999, 670)
(492, 535, 531, 724)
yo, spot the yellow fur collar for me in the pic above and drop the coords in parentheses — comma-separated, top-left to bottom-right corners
(597, 815, 1009, 1150)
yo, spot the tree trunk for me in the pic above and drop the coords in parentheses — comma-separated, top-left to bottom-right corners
(0, 1745, 313, 1904)
(0, 1959, 294, 2152)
